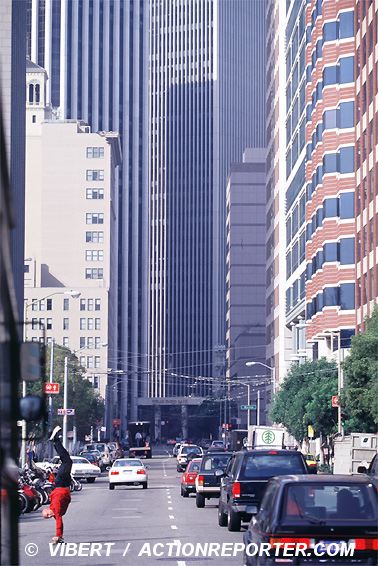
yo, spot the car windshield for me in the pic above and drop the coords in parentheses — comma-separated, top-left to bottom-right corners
(182, 446, 201, 455)
(188, 461, 201, 472)
(202, 454, 231, 471)
(212, 441, 224, 446)
(113, 459, 143, 467)
(282, 483, 377, 523)
(73, 458, 90, 464)
(240, 453, 305, 479)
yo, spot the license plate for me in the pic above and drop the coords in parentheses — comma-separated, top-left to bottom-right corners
(246, 505, 258, 514)
(123, 470, 132, 473)
(315, 541, 346, 552)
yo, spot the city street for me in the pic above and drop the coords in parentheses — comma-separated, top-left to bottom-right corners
(19, 455, 242, 566)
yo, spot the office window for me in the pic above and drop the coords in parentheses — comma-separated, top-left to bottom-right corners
(31, 301, 38, 311)
(86, 170, 104, 181)
(80, 337, 86, 349)
(87, 356, 94, 368)
(86, 231, 104, 243)
(86, 213, 104, 224)
(88, 299, 94, 311)
(86, 188, 104, 199)
(299, 232, 306, 262)
(80, 318, 86, 330)
(324, 242, 338, 262)
(323, 153, 337, 173)
(86, 250, 104, 261)
(339, 147, 354, 174)
(87, 337, 94, 349)
(80, 356, 86, 367)
(323, 287, 338, 306)
(339, 237, 355, 264)
(324, 198, 338, 218)
(323, 108, 337, 129)
(31, 318, 39, 330)
(63, 298, 69, 311)
(46, 318, 52, 330)
(86, 147, 104, 158)
(95, 299, 101, 311)
(94, 356, 101, 368)
(339, 56, 354, 83)
(340, 283, 355, 310)
(85, 268, 104, 279)
(339, 192, 354, 219)
(88, 318, 94, 330)
(299, 195, 306, 225)
(93, 376, 99, 389)
(300, 272, 306, 299)
(63, 337, 69, 347)
(338, 101, 354, 128)
(80, 299, 86, 311)
(323, 21, 337, 41)
(46, 299, 52, 310)
(63, 318, 69, 330)
(39, 300, 46, 311)
(95, 337, 101, 349)
(323, 65, 337, 86)
(339, 11, 354, 38)
(95, 318, 101, 330)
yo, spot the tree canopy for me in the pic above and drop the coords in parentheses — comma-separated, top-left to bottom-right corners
(342, 307, 378, 433)
(270, 358, 338, 441)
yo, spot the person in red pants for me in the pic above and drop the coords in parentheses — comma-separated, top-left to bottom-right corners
(42, 426, 72, 543)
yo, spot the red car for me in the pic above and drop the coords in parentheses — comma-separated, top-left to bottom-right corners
(180, 458, 202, 497)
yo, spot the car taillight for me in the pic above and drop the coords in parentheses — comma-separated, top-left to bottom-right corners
(354, 538, 378, 551)
(232, 481, 241, 498)
(137, 469, 146, 475)
(110, 471, 119, 475)
(197, 475, 204, 486)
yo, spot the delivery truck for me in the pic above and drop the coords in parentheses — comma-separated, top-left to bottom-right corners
(247, 425, 285, 450)
(128, 421, 152, 458)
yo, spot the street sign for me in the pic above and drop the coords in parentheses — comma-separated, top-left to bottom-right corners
(44, 382, 60, 394)
(308, 425, 314, 438)
(240, 404, 257, 410)
(331, 395, 339, 408)
(57, 408, 75, 416)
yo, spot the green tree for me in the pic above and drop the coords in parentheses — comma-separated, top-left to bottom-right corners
(29, 345, 104, 440)
(270, 359, 338, 441)
(342, 307, 378, 433)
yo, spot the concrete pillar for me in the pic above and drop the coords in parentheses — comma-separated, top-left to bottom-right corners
(181, 405, 188, 440)
(154, 405, 161, 441)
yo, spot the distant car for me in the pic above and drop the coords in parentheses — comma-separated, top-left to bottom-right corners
(243, 475, 378, 565)
(207, 440, 226, 452)
(108, 458, 148, 490)
(79, 452, 101, 469)
(195, 451, 232, 507)
(180, 458, 202, 497)
(173, 443, 182, 457)
(84, 443, 111, 467)
(305, 453, 318, 471)
(177, 445, 203, 472)
(199, 439, 211, 449)
(358, 453, 378, 483)
(218, 449, 309, 531)
(70, 456, 101, 483)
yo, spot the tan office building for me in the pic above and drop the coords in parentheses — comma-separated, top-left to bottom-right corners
(24, 61, 121, 398)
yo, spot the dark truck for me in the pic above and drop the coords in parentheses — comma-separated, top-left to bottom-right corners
(218, 449, 310, 531)
(195, 451, 232, 508)
(128, 421, 152, 459)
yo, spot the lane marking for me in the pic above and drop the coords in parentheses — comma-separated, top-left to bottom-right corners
(177, 562, 186, 566)
(111, 515, 140, 519)
(169, 515, 175, 519)
(168, 506, 173, 510)
(171, 525, 178, 530)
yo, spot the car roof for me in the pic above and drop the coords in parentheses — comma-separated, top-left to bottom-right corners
(114, 458, 143, 463)
(272, 474, 375, 484)
(235, 449, 301, 455)
(204, 451, 232, 456)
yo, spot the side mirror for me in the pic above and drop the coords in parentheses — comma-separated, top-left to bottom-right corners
(214, 468, 225, 478)
(357, 465, 367, 474)
(19, 395, 45, 422)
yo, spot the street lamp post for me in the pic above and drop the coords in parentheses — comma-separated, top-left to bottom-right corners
(245, 361, 276, 426)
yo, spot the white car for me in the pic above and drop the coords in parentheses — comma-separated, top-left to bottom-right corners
(70, 456, 101, 483)
(108, 458, 148, 490)
(177, 445, 203, 469)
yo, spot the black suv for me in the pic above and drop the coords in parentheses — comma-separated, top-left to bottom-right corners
(195, 451, 232, 508)
(218, 449, 309, 531)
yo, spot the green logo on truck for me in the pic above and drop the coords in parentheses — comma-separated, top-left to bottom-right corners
(262, 430, 276, 444)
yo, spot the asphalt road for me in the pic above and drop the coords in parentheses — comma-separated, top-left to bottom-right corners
(19, 455, 243, 566)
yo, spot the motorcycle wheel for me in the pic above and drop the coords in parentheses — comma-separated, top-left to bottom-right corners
(75, 480, 83, 491)
(18, 492, 28, 515)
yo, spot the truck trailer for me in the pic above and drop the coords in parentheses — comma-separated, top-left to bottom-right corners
(128, 421, 152, 459)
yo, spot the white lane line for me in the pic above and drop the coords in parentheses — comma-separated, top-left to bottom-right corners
(113, 508, 139, 511)
(111, 516, 140, 519)
(177, 562, 186, 566)
(168, 506, 173, 510)
(171, 525, 178, 530)
(169, 515, 175, 519)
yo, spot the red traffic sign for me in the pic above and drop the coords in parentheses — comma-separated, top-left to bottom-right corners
(44, 382, 60, 394)
(332, 395, 339, 408)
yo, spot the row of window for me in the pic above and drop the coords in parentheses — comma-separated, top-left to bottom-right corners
(286, 160, 305, 210)
(306, 102, 354, 158)
(286, 193, 306, 245)
(80, 298, 101, 311)
(306, 193, 355, 240)
(286, 117, 306, 178)
(86, 231, 104, 243)
(86, 147, 104, 159)
(86, 250, 104, 261)
(286, 271, 306, 313)
(287, 232, 306, 278)
(86, 170, 104, 181)
(79, 337, 103, 349)
(79, 356, 101, 369)
(307, 149, 354, 201)
(31, 317, 102, 331)
(80, 318, 101, 330)
(86, 213, 104, 224)
(85, 268, 103, 279)
(323, 56, 354, 87)
(306, 238, 355, 280)
(86, 188, 104, 199)
(306, 283, 356, 319)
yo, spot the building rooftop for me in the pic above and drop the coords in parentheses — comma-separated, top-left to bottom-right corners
(26, 59, 46, 74)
